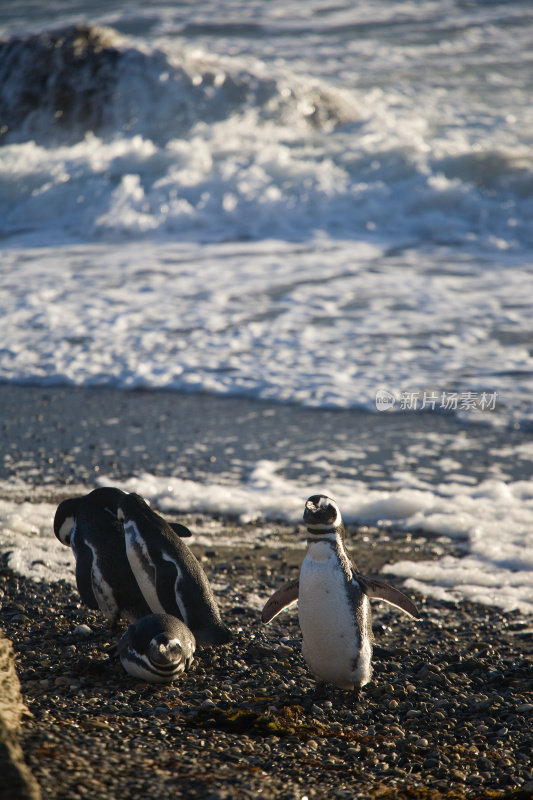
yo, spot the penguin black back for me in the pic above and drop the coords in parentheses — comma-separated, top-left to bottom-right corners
(56, 487, 152, 624)
(118, 492, 232, 646)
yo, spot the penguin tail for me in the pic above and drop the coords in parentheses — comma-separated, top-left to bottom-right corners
(195, 624, 233, 646)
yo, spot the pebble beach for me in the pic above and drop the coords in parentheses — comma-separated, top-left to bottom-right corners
(1, 385, 533, 799)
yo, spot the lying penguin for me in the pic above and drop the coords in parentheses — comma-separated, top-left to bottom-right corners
(118, 613, 196, 683)
(117, 492, 232, 646)
(262, 494, 420, 693)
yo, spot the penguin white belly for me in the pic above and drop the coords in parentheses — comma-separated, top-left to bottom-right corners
(298, 548, 371, 689)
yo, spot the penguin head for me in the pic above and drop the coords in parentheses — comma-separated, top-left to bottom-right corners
(303, 494, 343, 534)
(148, 634, 183, 667)
(84, 486, 127, 516)
(53, 497, 81, 546)
(116, 492, 151, 523)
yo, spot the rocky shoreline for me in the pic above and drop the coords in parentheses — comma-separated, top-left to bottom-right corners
(1, 527, 533, 800)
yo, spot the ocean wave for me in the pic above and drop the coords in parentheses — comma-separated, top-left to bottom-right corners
(1, 24, 532, 250)
(0, 23, 360, 146)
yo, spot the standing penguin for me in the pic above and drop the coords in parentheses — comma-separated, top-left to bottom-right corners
(117, 492, 232, 646)
(118, 613, 196, 683)
(262, 494, 419, 693)
(54, 487, 152, 625)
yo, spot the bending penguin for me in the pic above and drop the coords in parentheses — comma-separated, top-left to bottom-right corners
(117, 492, 232, 646)
(118, 613, 196, 683)
(262, 494, 420, 693)
(54, 487, 152, 625)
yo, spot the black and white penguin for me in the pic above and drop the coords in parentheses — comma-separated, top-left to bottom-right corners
(262, 494, 420, 693)
(54, 487, 152, 625)
(118, 613, 196, 683)
(117, 492, 232, 646)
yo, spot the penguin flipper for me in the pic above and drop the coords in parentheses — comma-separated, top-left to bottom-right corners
(356, 575, 420, 619)
(168, 522, 192, 538)
(261, 578, 299, 623)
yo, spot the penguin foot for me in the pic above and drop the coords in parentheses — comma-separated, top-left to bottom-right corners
(314, 681, 329, 701)
(303, 681, 328, 710)
(349, 685, 365, 708)
(107, 642, 119, 657)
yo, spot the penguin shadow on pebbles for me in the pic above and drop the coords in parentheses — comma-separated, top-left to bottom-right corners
(262, 494, 420, 705)
(54, 487, 231, 683)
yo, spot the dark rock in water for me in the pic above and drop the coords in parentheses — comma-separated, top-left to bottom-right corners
(0, 629, 41, 800)
(0, 24, 124, 144)
(0, 21, 251, 145)
(0, 22, 360, 146)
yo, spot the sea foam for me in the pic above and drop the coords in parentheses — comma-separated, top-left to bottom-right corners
(1, 240, 531, 425)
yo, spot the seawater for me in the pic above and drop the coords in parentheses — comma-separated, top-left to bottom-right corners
(0, 1, 532, 613)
